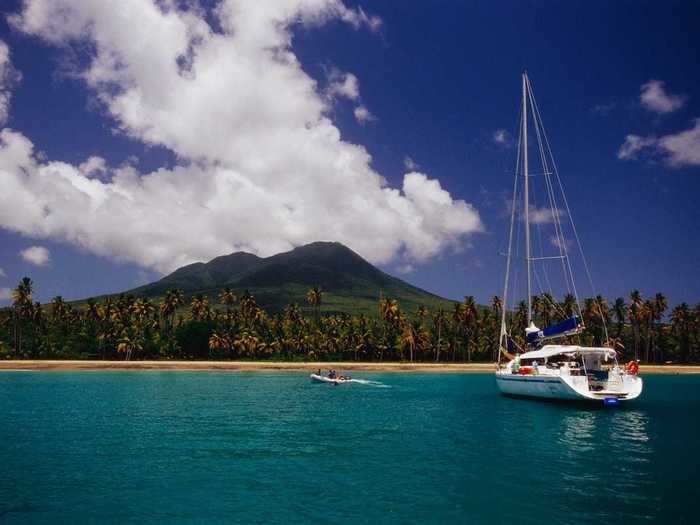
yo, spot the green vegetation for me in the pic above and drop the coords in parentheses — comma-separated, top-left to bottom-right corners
(1, 277, 698, 363)
(122, 242, 457, 316)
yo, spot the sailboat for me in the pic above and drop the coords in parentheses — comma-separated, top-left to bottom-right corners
(495, 73, 642, 404)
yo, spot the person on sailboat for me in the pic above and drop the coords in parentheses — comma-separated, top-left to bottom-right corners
(512, 354, 521, 374)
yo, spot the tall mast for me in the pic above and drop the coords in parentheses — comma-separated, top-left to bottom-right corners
(522, 72, 532, 325)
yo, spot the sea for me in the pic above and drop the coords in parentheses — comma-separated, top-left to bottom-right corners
(0, 371, 698, 524)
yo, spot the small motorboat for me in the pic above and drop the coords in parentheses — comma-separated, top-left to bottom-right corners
(310, 373, 353, 385)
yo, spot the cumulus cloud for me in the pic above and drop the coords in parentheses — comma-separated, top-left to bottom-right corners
(0, 287, 12, 301)
(353, 105, 374, 124)
(0, 267, 6, 277)
(326, 68, 360, 100)
(640, 80, 686, 114)
(618, 119, 700, 167)
(0, 39, 22, 125)
(20, 245, 50, 266)
(78, 155, 107, 175)
(0, 0, 482, 274)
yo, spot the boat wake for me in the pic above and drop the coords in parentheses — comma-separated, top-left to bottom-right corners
(310, 373, 390, 387)
(348, 379, 390, 388)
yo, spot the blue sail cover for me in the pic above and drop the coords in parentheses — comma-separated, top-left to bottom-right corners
(507, 336, 522, 354)
(526, 316, 582, 345)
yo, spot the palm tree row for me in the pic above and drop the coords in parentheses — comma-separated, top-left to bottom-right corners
(1, 278, 698, 363)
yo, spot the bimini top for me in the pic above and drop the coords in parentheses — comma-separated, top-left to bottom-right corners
(519, 345, 616, 361)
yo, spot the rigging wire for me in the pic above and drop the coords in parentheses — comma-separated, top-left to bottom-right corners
(526, 77, 574, 300)
(499, 100, 524, 361)
(526, 76, 609, 342)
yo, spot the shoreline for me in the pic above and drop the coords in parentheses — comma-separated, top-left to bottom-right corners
(0, 360, 698, 374)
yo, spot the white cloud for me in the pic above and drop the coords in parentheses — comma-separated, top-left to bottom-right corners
(523, 206, 564, 225)
(340, 6, 382, 32)
(403, 156, 419, 171)
(493, 129, 510, 145)
(20, 245, 50, 266)
(396, 264, 414, 274)
(326, 68, 359, 100)
(0, 267, 6, 278)
(0, 287, 12, 301)
(618, 119, 700, 167)
(353, 105, 374, 124)
(1, 0, 482, 274)
(550, 236, 572, 250)
(78, 155, 107, 175)
(640, 80, 686, 114)
(617, 134, 657, 161)
(657, 119, 700, 167)
(0, 39, 22, 126)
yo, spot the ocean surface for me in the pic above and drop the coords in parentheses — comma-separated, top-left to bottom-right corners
(0, 372, 698, 524)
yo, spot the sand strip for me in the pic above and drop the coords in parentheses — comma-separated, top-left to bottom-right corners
(0, 360, 698, 374)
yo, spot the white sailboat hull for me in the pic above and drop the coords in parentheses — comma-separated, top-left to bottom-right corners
(495, 371, 643, 403)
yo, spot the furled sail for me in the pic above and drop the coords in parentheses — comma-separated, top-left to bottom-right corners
(526, 316, 582, 345)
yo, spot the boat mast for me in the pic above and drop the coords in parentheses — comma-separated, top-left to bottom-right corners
(522, 72, 532, 326)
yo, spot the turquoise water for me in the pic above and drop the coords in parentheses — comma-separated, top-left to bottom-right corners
(0, 372, 698, 524)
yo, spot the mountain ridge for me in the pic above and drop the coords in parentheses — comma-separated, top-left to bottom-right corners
(126, 242, 456, 315)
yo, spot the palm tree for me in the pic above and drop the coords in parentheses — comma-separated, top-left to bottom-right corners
(490, 296, 502, 316)
(417, 305, 428, 325)
(531, 295, 541, 326)
(463, 296, 478, 362)
(671, 303, 692, 363)
(11, 277, 33, 355)
(513, 301, 528, 345)
(612, 298, 627, 339)
(432, 308, 447, 362)
(160, 289, 184, 335)
(629, 290, 643, 360)
(117, 329, 143, 361)
(400, 319, 418, 362)
(378, 297, 400, 360)
(306, 286, 322, 324)
(239, 290, 259, 323)
(561, 293, 578, 320)
(539, 293, 555, 326)
(190, 294, 211, 321)
(50, 296, 68, 324)
(208, 330, 231, 359)
(652, 293, 668, 363)
(219, 287, 237, 308)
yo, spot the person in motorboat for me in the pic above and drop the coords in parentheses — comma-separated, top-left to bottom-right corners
(532, 360, 539, 375)
(317, 369, 322, 376)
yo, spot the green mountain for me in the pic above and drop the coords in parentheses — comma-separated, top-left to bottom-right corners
(126, 242, 457, 316)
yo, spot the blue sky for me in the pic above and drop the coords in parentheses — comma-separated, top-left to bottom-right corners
(0, 0, 699, 308)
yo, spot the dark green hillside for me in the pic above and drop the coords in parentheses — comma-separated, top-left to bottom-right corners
(125, 242, 456, 316)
